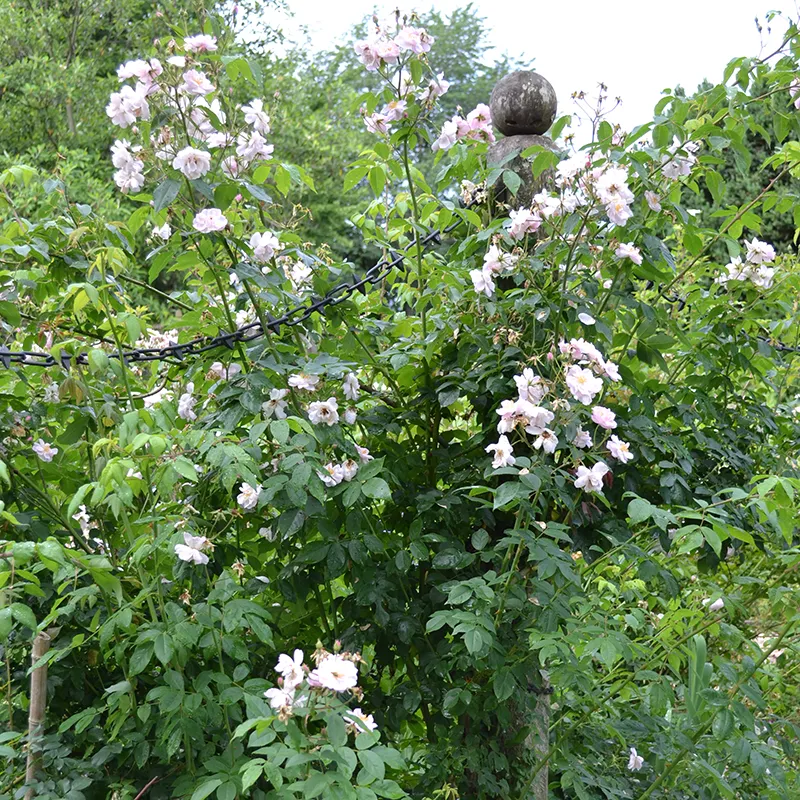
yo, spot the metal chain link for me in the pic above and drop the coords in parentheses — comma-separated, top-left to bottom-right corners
(0, 221, 459, 370)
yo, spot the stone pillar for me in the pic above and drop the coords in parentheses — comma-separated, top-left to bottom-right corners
(488, 71, 559, 208)
(488, 72, 557, 798)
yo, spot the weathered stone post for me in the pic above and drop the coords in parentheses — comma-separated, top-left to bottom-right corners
(24, 630, 53, 800)
(488, 70, 558, 799)
(488, 70, 559, 208)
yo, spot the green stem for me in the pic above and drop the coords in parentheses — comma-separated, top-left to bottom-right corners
(118, 274, 194, 312)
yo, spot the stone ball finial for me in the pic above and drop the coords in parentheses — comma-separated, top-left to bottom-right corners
(490, 71, 557, 137)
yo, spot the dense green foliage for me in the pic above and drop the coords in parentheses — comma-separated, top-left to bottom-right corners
(0, 6, 799, 800)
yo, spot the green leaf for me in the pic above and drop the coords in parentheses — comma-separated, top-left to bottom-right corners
(216, 781, 237, 800)
(153, 179, 181, 213)
(493, 481, 525, 509)
(502, 170, 522, 196)
(129, 645, 153, 676)
(0, 608, 12, 640)
(370, 779, 405, 799)
(369, 166, 386, 197)
(493, 669, 516, 701)
(173, 457, 199, 482)
(191, 778, 223, 800)
(627, 498, 655, 525)
(0, 301, 21, 326)
(154, 633, 173, 665)
(358, 749, 385, 782)
(464, 628, 484, 655)
(10, 603, 36, 631)
(471, 529, 490, 550)
(271, 419, 290, 444)
(326, 712, 348, 748)
(362, 477, 391, 500)
(344, 166, 369, 192)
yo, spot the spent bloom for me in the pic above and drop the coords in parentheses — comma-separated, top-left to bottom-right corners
(265, 685, 297, 712)
(236, 129, 274, 162)
(250, 231, 281, 262)
(532, 429, 558, 455)
(514, 367, 546, 404)
(470, 267, 495, 298)
(237, 482, 261, 510)
(356, 445, 373, 464)
(419, 72, 450, 103)
(573, 427, 592, 449)
(117, 58, 162, 85)
(744, 237, 776, 265)
(175, 532, 211, 565)
(106, 84, 151, 127)
(432, 118, 459, 152)
(486, 435, 516, 469)
(644, 191, 662, 211)
(508, 207, 542, 239)
(33, 439, 58, 462)
(341, 459, 359, 482)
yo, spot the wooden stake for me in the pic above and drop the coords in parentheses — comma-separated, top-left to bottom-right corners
(24, 630, 52, 800)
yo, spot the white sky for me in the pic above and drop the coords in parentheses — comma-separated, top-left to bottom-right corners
(265, 0, 799, 133)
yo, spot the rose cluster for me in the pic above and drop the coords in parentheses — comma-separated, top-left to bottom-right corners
(432, 104, 495, 151)
(353, 18, 434, 73)
(715, 237, 777, 290)
(485, 337, 633, 496)
(264, 643, 377, 733)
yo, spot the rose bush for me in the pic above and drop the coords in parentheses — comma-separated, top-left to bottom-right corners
(0, 9, 799, 800)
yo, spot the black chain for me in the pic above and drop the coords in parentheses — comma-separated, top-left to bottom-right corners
(0, 222, 459, 370)
(2, 212, 797, 369)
